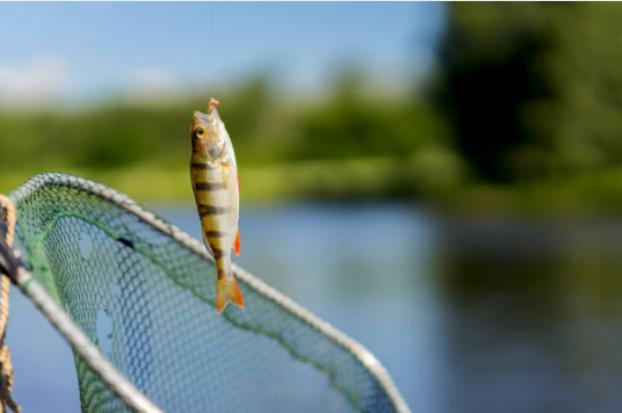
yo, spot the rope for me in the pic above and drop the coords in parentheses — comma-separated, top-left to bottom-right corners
(0, 195, 19, 413)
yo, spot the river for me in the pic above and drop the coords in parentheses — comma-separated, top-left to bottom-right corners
(7, 203, 622, 412)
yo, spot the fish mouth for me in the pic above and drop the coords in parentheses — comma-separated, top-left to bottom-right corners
(208, 97, 220, 113)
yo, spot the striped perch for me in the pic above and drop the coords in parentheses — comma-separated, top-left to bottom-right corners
(190, 98, 244, 313)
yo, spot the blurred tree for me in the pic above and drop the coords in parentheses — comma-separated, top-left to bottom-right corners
(294, 69, 446, 161)
(436, 3, 622, 182)
(0, 66, 456, 201)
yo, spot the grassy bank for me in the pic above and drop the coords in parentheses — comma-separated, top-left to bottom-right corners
(4, 156, 622, 217)
(449, 168, 622, 217)
(0, 150, 463, 203)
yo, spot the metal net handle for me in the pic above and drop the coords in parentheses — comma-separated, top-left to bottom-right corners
(0, 196, 164, 413)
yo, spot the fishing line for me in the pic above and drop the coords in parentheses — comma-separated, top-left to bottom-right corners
(208, 2, 214, 91)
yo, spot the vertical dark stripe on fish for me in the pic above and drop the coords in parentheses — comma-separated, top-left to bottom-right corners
(205, 230, 226, 238)
(211, 247, 225, 259)
(194, 182, 226, 191)
(191, 162, 213, 170)
(198, 204, 229, 216)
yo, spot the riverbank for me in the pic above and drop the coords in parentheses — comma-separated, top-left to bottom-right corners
(3, 156, 622, 217)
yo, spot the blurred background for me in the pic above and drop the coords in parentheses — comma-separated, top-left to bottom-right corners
(2, 2, 622, 412)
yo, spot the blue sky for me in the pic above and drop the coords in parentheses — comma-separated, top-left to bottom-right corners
(0, 2, 445, 105)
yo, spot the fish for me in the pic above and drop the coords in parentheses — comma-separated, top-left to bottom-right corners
(190, 98, 244, 312)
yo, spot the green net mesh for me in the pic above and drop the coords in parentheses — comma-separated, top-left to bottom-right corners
(9, 174, 407, 413)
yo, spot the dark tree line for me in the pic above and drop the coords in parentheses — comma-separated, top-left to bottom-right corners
(435, 3, 622, 183)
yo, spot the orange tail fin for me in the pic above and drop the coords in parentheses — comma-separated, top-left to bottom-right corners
(216, 276, 244, 313)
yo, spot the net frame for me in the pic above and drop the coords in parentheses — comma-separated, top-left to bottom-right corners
(7, 173, 411, 413)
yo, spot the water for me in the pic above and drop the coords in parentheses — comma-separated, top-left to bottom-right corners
(7, 203, 622, 412)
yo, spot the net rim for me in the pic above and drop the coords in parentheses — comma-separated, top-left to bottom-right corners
(11, 172, 411, 413)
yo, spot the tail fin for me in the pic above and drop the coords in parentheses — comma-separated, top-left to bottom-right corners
(216, 276, 245, 313)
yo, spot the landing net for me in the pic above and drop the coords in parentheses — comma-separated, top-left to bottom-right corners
(8, 173, 409, 413)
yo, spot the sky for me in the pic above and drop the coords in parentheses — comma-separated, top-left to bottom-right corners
(0, 2, 446, 106)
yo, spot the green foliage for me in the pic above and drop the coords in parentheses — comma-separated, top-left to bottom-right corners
(437, 3, 622, 182)
(4, 3, 622, 210)
(0, 71, 463, 203)
(0, 74, 454, 200)
(293, 76, 445, 161)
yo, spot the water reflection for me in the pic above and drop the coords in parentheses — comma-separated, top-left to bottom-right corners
(439, 217, 622, 413)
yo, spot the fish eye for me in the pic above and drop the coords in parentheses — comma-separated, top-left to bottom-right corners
(194, 127, 205, 139)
